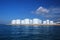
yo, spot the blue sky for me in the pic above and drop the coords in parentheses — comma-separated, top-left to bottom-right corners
(0, 0, 60, 24)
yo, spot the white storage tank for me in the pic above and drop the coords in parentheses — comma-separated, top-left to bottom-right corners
(24, 18, 30, 24)
(50, 21, 54, 24)
(16, 19, 20, 25)
(39, 20, 42, 24)
(33, 18, 40, 24)
(29, 19, 33, 24)
(43, 21, 46, 24)
(21, 20, 25, 25)
(46, 20, 50, 24)
(11, 20, 16, 25)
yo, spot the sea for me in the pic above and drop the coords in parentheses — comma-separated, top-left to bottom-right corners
(0, 25, 60, 40)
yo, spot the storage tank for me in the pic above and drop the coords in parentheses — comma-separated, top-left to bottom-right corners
(21, 20, 25, 25)
(16, 19, 20, 25)
(11, 20, 16, 25)
(43, 21, 46, 24)
(24, 18, 30, 24)
(33, 18, 40, 24)
(50, 21, 54, 24)
(46, 20, 50, 24)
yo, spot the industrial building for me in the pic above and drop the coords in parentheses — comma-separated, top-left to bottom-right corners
(11, 18, 55, 25)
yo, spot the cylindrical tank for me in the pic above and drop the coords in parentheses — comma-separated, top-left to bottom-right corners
(33, 18, 40, 24)
(11, 20, 16, 25)
(16, 19, 20, 25)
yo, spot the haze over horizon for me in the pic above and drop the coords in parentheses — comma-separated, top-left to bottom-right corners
(0, 0, 60, 24)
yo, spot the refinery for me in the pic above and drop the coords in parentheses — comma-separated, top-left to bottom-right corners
(11, 18, 60, 26)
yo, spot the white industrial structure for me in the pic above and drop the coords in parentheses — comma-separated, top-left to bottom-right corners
(32, 18, 40, 24)
(21, 20, 25, 25)
(46, 20, 50, 24)
(16, 19, 20, 25)
(43, 21, 46, 24)
(50, 21, 54, 24)
(24, 19, 30, 24)
(29, 20, 33, 24)
(11, 18, 55, 25)
(39, 20, 42, 24)
(11, 20, 16, 25)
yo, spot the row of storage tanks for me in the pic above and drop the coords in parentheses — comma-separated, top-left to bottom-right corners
(11, 18, 54, 25)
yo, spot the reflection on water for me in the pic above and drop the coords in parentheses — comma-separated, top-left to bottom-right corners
(0, 25, 60, 40)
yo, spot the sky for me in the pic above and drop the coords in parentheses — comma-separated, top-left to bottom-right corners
(0, 0, 60, 24)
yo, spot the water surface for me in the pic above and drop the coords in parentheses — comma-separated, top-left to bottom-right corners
(0, 25, 60, 40)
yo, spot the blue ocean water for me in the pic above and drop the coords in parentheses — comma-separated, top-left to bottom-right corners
(0, 25, 60, 40)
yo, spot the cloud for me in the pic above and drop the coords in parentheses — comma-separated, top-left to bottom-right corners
(33, 6, 60, 14)
(32, 6, 60, 19)
(35, 6, 49, 14)
(50, 8, 60, 13)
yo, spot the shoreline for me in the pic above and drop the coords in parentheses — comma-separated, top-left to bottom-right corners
(7, 24, 60, 26)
